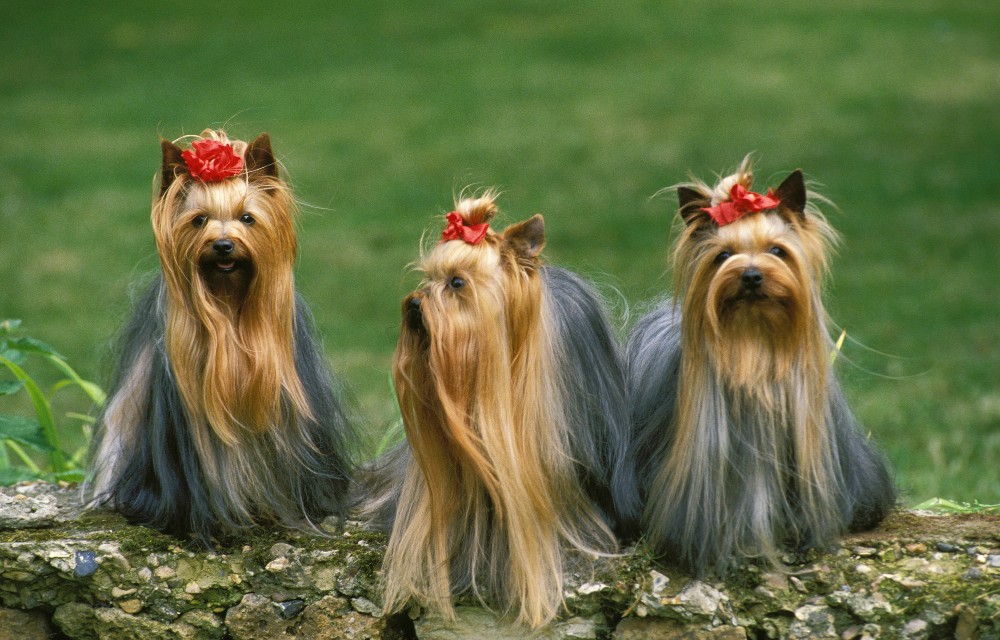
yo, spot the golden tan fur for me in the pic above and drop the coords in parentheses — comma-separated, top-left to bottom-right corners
(383, 193, 617, 627)
(645, 159, 891, 572)
(154, 131, 311, 459)
(87, 128, 355, 541)
(676, 161, 836, 508)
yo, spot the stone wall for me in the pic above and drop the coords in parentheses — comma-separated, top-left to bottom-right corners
(1, 483, 998, 639)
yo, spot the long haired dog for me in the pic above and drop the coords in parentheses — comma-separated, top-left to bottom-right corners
(86, 129, 354, 541)
(380, 193, 635, 628)
(627, 158, 894, 576)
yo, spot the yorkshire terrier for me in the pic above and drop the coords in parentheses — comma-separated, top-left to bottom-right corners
(86, 129, 355, 541)
(371, 192, 636, 628)
(627, 157, 895, 576)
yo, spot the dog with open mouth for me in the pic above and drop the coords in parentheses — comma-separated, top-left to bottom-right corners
(86, 129, 356, 541)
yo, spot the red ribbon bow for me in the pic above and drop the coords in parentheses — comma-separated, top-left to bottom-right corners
(441, 211, 489, 244)
(181, 140, 245, 182)
(701, 183, 781, 226)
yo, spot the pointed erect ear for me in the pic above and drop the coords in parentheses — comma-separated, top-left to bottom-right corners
(503, 214, 546, 260)
(160, 139, 187, 197)
(677, 186, 710, 226)
(245, 132, 278, 180)
(774, 169, 806, 218)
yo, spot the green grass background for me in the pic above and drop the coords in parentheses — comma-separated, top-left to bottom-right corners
(2, 1, 997, 505)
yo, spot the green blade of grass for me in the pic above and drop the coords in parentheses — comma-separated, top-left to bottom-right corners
(45, 354, 106, 407)
(7, 336, 65, 360)
(0, 355, 65, 474)
(830, 329, 847, 365)
(3, 440, 42, 474)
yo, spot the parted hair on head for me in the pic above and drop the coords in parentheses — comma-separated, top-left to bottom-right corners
(626, 157, 895, 577)
(85, 128, 356, 543)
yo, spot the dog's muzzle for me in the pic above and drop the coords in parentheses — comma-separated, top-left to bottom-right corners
(404, 295, 426, 334)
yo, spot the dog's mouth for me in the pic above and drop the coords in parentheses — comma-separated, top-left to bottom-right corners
(723, 290, 786, 312)
(215, 260, 237, 273)
(736, 289, 768, 302)
(201, 258, 248, 275)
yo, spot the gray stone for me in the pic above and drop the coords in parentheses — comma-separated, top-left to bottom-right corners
(613, 618, 747, 639)
(673, 580, 730, 619)
(53, 601, 223, 640)
(297, 595, 384, 639)
(275, 598, 306, 619)
(826, 587, 893, 621)
(901, 618, 929, 639)
(3, 485, 1000, 639)
(415, 607, 602, 640)
(789, 604, 837, 639)
(0, 491, 58, 529)
(963, 566, 985, 581)
(225, 593, 293, 640)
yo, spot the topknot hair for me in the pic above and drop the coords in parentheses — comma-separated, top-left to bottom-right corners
(452, 188, 500, 226)
(680, 154, 755, 206)
(178, 129, 249, 156)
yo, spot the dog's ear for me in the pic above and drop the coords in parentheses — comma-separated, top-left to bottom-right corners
(160, 140, 187, 197)
(774, 169, 806, 219)
(503, 214, 546, 260)
(245, 133, 278, 180)
(677, 186, 710, 226)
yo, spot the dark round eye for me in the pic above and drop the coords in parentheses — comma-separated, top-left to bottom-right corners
(239, 213, 255, 226)
(714, 250, 732, 265)
(448, 276, 466, 290)
(768, 246, 786, 258)
(192, 215, 207, 228)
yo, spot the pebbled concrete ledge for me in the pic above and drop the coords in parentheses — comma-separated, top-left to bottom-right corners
(0, 483, 998, 639)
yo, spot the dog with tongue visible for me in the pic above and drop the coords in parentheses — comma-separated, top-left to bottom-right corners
(86, 129, 356, 542)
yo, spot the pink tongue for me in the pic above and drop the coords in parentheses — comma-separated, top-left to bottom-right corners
(217, 261, 235, 270)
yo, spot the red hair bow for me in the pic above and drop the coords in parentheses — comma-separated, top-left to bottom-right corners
(441, 211, 489, 244)
(701, 183, 780, 226)
(181, 140, 244, 182)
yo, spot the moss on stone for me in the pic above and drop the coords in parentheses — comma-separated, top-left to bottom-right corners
(2, 485, 1000, 639)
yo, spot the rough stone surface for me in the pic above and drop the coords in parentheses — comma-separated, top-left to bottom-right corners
(0, 605, 55, 640)
(0, 489, 58, 529)
(613, 618, 747, 639)
(1, 484, 1000, 639)
(415, 606, 602, 639)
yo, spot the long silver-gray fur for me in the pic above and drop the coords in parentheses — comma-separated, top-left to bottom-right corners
(626, 300, 895, 575)
(86, 276, 356, 542)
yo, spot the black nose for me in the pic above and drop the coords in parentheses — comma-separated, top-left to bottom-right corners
(213, 239, 234, 256)
(405, 296, 424, 333)
(741, 267, 764, 290)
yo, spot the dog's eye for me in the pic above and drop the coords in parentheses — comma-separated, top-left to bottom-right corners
(239, 213, 255, 226)
(768, 246, 786, 258)
(448, 276, 466, 290)
(714, 250, 732, 264)
(192, 215, 207, 228)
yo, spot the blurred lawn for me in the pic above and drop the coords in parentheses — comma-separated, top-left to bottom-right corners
(2, 1, 998, 504)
